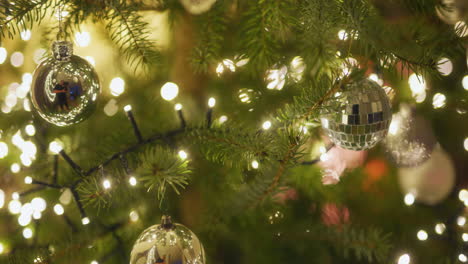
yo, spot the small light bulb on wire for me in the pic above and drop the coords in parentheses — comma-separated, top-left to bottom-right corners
(124, 105, 132, 112)
(161, 82, 179, 101)
(417, 230, 428, 241)
(262, 121, 272, 130)
(175, 103, 182, 111)
(129, 176, 137, 186)
(102, 179, 111, 190)
(54, 204, 64, 215)
(178, 150, 188, 160)
(397, 253, 410, 264)
(208, 97, 216, 108)
(251, 160, 259, 169)
(82, 217, 90, 225)
(24, 176, 32, 184)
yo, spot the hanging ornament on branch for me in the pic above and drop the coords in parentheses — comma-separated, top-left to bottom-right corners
(320, 78, 392, 151)
(130, 215, 206, 264)
(30, 6, 100, 127)
(384, 104, 437, 168)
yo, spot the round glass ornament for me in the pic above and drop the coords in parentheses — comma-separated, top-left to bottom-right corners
(320, 78, 392, 151)
(30, 41, 100, 126)
(130, 215, 205, 264)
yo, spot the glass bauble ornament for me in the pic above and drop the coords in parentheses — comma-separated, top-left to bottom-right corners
(130, 215, 205, 264)
(30, 41, 100, 126)
(384, 104, 436, 167)
(320, 78, 392, 151)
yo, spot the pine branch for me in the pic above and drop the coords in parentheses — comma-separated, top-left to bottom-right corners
(105, 0, 161, 71)
(0, 0, 54, 40)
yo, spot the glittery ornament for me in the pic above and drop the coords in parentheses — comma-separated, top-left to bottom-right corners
(130, 215, 205, 264)
(385, 104, 436, 167)
(180, 0, 217, 15)
(320, 78, 392, 150)
(398, 144, 455, 205)
(30, 41, 100, 126)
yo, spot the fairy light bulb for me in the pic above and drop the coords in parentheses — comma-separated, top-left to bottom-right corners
(262, 121, 272, 130)
(0, 142, 8, 158)
(8, 200, 22, 214)
(463, 75, 468, 91)
(398, 254, 410, 264)
(49, 141, 63, 154)
(175, 103, 182, 111)
(110, 77, 125, 96)
(75, 31, 91, 47)
(0, 189, 4, 208)
(458, 216, 467, 226)
(463, 233, 468, 242)
(23, 227, 33, 239)
(0, 242, 4, 254)
(102, 179, 111, 190)
(0, 47, 7, 64)
(178, 150, 188, 160)
(208, 97, 216, 108)
(417, 230, 428, 241)
(432, 93, 446, 109)
(129, 176, 137, 186)
(251, 160, 259, 169)
(31, 197, 46, 212)
(129, 210, 139, 222)
(18, 213, 32, 226)
(91, 261, 98, 264)
(82, 217, 90, 225)
(10, 52, 24, 67)
(437, 57, 453, 76)
(160, 82, 179, 101)
(460, 189, 468, 202)
(24, 176, 33, 184)
(404, 193, 415, 206)
(435, 223, 446, 235)
(11, 163, 20, 173)
(460, 254, 468, 263)
(53, 204, 64, 215)
(124, 105, 132, 112)
(25, 124, 36, 136)
(20, 30, 31, 41)
(12, 192, 20, 200)
(464, 138, 468, 151)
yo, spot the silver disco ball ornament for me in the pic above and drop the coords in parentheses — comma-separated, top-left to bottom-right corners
(30, 41, 100, 126)
(130, 215, 205, 264)
(320, 78, 392, 150)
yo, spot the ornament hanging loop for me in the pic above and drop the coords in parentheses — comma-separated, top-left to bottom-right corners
(57, 2, 65, 41)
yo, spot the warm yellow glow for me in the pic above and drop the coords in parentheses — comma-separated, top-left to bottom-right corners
(175, 103, 183, 111)
(5, 93, 17, 108)
(85, 56, 96, 66)
(459, 189, 468, 202)
(31, 197, 46, 212)
(129, 210, 139, 222)
(82, 217, 90, 225)
(12, 192, 19, 200)
(0, 242, 4, 254)
(417, 230, 428, 241)
(408, 73, 426, 103)
(251, 160, 259, 169)
(10, 52, 24, 67)
(338, 29, 348, 40)
(463, 233, 468, 242)
(49, 141, 63, 154)
(219, 115, 228, 124)
(23, 227, 33, 239)
(110, 77, 125, 96)
(178, 150, 188, 160)
(262, 121, 272, 130)
(463, 76, 468, 91)
(8, 200, 22, 214)
(102, 179, 111, 190)
(404, 193, 415, 206)
(0, 189, 4, 208)
(208, 97, 216, 108)
(0, 47, 7, 64)
(124, 105, 132, 112)
(18, 213, 32, 226)
(24, 176, 32, 184)
(437, 58, 453, 76)
(90, 261, 98, 264)
(368, 73, 383, 85)
(0, 142, 8, 158)
(54, 204, 64, 215)
(25, 124, 36, 136)
(460, 254, 468, 263)
(398, 254, 410, 264)
(11, 163, 20, 173)
(435, 223, 446, 235)
(464, 138, 468, 151)
(33, 48, 46, 64)
(160, 82, 179, 101)
(458, 216, 466, 226)
(129, 176, 137, 186)
(75, 31, 91, 47)
(432, 93, 446, 109)
(20, 30, 31, 41)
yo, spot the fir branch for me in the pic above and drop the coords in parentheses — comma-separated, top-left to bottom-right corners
(136, 146, 191, 204)
(77, 177, 111, 209)
(0, 0, 54, 40)
(105, 0, 161, 71)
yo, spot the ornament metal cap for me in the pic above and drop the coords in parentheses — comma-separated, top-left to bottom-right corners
(52, 40, 73, 61)
(160, 215, 174, 230)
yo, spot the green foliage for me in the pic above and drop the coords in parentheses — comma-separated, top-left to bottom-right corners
(77, 176, 112, 210)
(0, 0, 54, 40)
(136, 146, 191, 205)
(104, 0, 161, 71)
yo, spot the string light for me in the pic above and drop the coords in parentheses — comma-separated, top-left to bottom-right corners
(463, 233, 468, 242)
(460, 254, 468, 263)
(458, 216, 466, 226)
(0, 142, 8, 158)
(49, 141, 63, 154)
(175, 103, 183, 111)
(320, 153, 329, 162)
(404, 193, 415, 206)
(124, 105, 132, 112)
(398, 254, 410, 264)
(8, 200, 22, 214)
(408, 73, 426, 103)
(75, 31, 91, 47)
(82, 217, 90, 225)
(432, 93, 446, 109)
(178, 150, 188, 160)
(53, 204, 64, 215)
(25, 124, 36, 136)
(31, 197, 46, 212)
(20, 30, 31, 41)
(11, 163, 20, 173)
(33, 48, 46, 64)
(0, 242, 4, 254)
(24, 176, 32, 184)
(32, 211, 41, 220)
(460, 189, 468, 202)
(10, 52, 24, 67)
(251, 160, 259, 169)
(129, 176, 137, 186)
(160, 82, 179, 101)
(110, 77, 125, 96)
(0, 189, 4, 208)
(18, 212, 32, 226)
(417, 230, 428, 241)
(208, 97, 216, 108)
(437, 58, 453, 76)
(262, 121, 272, 130)
(129, 210, 139, 222)
(266, 65, 287, 90)
(368, 73, 384, 86)
(435, 223, 446, 235)
(219, 116, 228, 124)
(85, 56, 96, 66)
(464, 138, 468, 151)
(463, 75, 468, 91)
(0, 47, 7, 64)
(12, 192, 20, 200)
(102, 179, 111, 190)
(90, 261, 98, 264)
(22, 227, 33, 239)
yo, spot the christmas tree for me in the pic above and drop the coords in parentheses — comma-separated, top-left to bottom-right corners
(0, 0, 467, 263)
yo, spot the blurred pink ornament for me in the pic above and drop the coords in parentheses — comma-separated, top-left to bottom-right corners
(319, 146, 367, 185)
(322, 203, 350, 227)
(273, 186, 298, 204)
